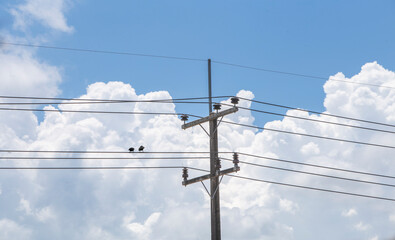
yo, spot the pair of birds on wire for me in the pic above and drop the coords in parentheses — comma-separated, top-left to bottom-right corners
(129, 146, 144, 152)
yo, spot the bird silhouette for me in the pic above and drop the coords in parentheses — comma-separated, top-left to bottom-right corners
(138, 145, 144, 152)
(129, 147, 134, 152)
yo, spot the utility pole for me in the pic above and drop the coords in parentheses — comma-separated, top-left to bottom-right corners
(209, 58, 221, 240)
(180, 59, 240, 240)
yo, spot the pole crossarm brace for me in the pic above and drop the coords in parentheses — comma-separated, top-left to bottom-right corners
(182, 107, 238, 130)
(182, 166, 240, 186)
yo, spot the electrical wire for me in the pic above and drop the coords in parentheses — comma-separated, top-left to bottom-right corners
(3, 107, 393, 149)
(221, 120, 395, 150)
(0, 166, 183, 170)
(0, 157, 210, 160)
(1, 42, 206, 62)
(0, 107, 203, 119)
(0, 166, 208, 173)
(221, 157, 395, 188)
(2, 153, 393, 201)
(237, 97, 395, 128)
(236, 152, 395, 180)
(0, 95, 231, 103)
(219, 103, 395, 134)
(227, 174, 395, 202)
(0, 101, 210, 105)
(212, 60, 395, 90)
(0, 150, 214, 154)
(3, 41, 394, 90)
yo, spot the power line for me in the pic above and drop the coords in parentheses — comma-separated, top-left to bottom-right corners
(221, 120, 395, 150)
(0, 166, 208, 173)
(0, 107, 203, 119)
(238, 97, 395, 128)
(4, 161, 393, 201)
(0, 166, 182, 170)
(221, 158, 395, 188)
(4, 98, 393, 135)
(0, 149, 214, 154)
(0, 100, 210, 105)
(4, 42, 394, 90)
(5, 41, 395, 90)
(0, 95, 231, 103)
(1, 42, 206, 62)
(212, 60, 395, 90)
(0, 157, 209, 160)
(220, 103, 395, 134)
(7, 153, 393, 183)
(227, 174, 395, 202)
(237, 152, 395, 180)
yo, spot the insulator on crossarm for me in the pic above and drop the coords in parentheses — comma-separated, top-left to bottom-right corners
(182, 167, 188, 181)
(180, 114, 189, 124)
(213, 103, 221, 112)
(231, 97, 239, 106)
(216, 158, 221, 170)
(233, 153, 239, 167)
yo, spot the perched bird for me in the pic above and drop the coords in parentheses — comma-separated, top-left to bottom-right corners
(138, 145, 144, 152)
(128, 147, 134, 152)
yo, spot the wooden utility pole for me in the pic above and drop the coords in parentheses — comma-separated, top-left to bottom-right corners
(208, 58, 221, 240)
(181, 59, 240, 240)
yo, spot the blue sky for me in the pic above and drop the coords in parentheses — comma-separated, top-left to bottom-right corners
(3, 0, 395, 118)
(1, 1, 395, 239)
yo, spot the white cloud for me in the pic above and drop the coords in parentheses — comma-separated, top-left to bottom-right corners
(0, 44, 61, 140)
(0, 47, 61, 97)
(300, 142, 320, 155)
(355, 221, 370, 231)
(18, 197, 33, 215)
(342, 208, 358, 217)
(17, 197, 55, 222)
(0, 62, 395, 239)
(0, 219, 32, 239)
(279, 198, 299, 214)
(10, 0, 74, 33)
(124, 212, 161, 240)
(35, 206, 55, 222)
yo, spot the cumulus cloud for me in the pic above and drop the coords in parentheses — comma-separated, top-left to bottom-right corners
(355, 221, 370, 231)
(0, 62, 395, 239)
(0, 219, 32, 239)
(10, 0, 74, 33)
(0, 46, 61, 97)
(342, 208, 358, 217)
(124, 212, 161, 240)
(0, 43, 61, 141)
(18, 198, 55, 222)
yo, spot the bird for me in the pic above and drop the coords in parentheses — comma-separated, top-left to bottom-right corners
(128, 147, 134, 152)
(138, 145, 144, 152)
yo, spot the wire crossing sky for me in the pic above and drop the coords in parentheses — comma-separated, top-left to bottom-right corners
(1, 1, 395, 239)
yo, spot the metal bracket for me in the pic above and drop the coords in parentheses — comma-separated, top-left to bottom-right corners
(201, 181, 211, 197)
(198, 124, 210, 137)
(200, 175, 225, 199)
(210, 175, 224, 199)
(212, 116, 224, 137)
(182, 166, 240, 186)
(182, 107, 238, 130)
